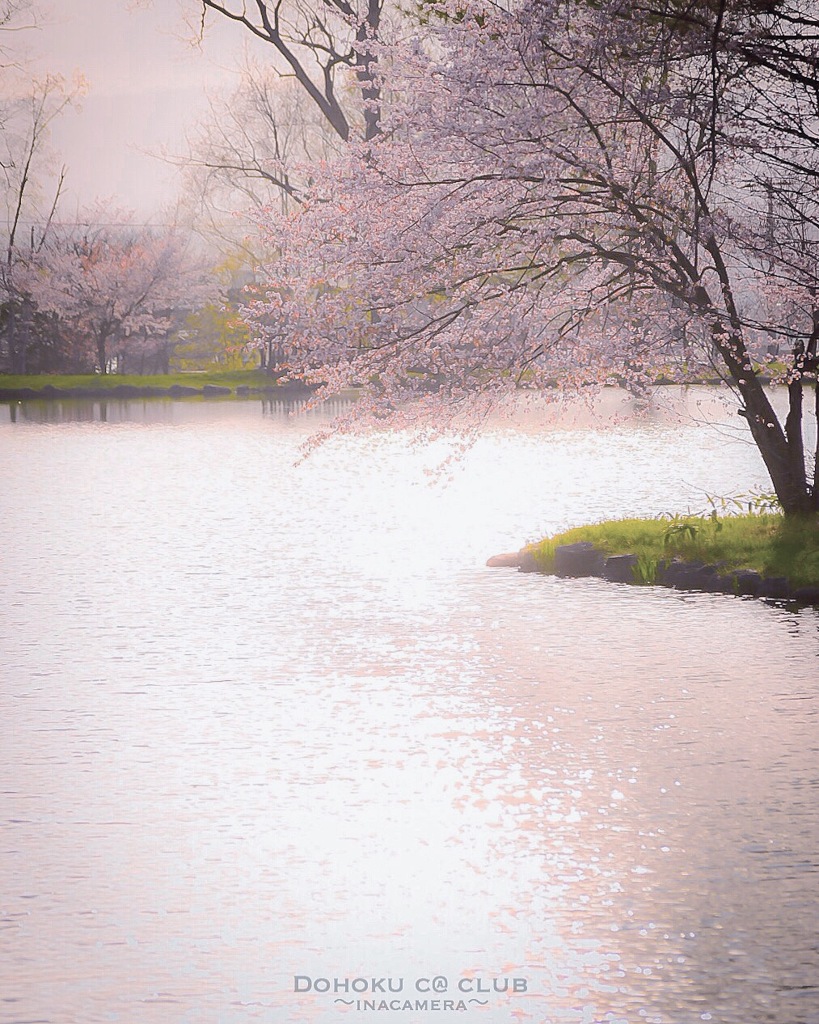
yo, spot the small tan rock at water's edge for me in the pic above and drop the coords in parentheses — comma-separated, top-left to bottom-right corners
(485, 551, 523, 568)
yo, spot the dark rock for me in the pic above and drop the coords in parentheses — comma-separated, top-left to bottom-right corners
(673, 564, 720, 591)
(0, 387, 39, 399)
(660, 559, 703, 587)
(603, 553, 639, 583)
(758, 577, 791, 600)
(726, 569, 763, 596)
(235, 385, 250, 395)
(168, 384, 200, 396)
(202, 384, 232, 396)
(791, 585, 819, 605)
(486, 551, 522, 568)
(554, 541, 605, 578)
(707, 573, 738, 594)
(699, 569, 733, 593)
(654, 559, 671, 584)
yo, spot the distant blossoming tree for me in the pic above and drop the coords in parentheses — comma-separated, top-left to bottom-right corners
(34, 206, 206, 373)
(1, 70, 83, 372)
(243, 0, 819, 516)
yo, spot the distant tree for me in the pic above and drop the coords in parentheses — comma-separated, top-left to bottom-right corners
(0, 0, 35, 65)
(0, 2, 85, 373)
(34, 207, 207, 374)
(0, 71, 83, 372)
(174, 303, 253, 370)
(180, 60, 340, 257)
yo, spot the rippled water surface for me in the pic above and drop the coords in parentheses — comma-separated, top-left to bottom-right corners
(1, 390, 818, 1024)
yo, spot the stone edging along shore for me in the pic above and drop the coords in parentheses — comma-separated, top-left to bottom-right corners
(487, 540, 819, 606)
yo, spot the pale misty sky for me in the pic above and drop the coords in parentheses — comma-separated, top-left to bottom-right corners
(32, 0, 247, 218)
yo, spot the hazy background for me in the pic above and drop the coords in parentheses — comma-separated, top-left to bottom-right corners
(31, 0, 245, 217)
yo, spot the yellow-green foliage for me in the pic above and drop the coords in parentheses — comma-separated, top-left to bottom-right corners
(173, 304, 253, 371)
(530, 513, 819, 588)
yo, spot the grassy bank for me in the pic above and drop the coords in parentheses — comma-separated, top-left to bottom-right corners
(0, 370, 299, 396)
(528, 512, 819, 589)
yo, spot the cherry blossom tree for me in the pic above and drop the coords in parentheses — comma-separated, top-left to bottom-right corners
(34, 207, 207, 374)
(244, 0, 819, 516)
(0, 68, 84, 372)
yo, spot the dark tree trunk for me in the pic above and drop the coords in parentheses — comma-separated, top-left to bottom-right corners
(7, 302, 18, 374)
(813, 381, 819, 509)
(7, 299, 28, 375)
(356, 0, 382, 142)
(710, 327, 813, 516)
(97, 331, 108, 375)
(18, 299, 30, 375)
(740, 376, 813, 516)
(809, 298, 819, 511)
(784, 341, 807, 498)
(691, 245, 816, 517)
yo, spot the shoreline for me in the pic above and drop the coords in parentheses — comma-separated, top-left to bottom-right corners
(0, 372, 781, 404)
(488, 513, 819, 606)
(0, 380, 315, 402)
(487, 542, 819, 605)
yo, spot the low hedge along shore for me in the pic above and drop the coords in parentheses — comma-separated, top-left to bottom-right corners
(488, 514, 819, 604)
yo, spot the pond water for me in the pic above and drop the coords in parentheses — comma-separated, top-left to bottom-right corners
(1, 388, 818, 1024)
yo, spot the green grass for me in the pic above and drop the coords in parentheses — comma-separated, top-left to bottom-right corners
(526, 512, 819, 589)
(0, 370, 289, 394)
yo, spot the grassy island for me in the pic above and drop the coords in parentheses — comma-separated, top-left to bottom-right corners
(527, 512, 819, 590)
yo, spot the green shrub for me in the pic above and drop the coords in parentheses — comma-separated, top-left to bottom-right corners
(632, 555, 658, 585)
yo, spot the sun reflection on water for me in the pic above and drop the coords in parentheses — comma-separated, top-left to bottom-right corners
(0, 392, 817, 1023)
